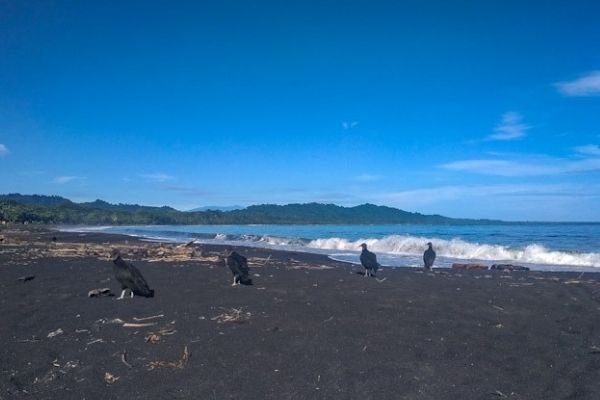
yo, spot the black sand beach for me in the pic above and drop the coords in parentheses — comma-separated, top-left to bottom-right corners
(1, 227, 600, 399)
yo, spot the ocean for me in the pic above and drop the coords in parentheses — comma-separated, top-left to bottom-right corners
(63, 223, 600, 272)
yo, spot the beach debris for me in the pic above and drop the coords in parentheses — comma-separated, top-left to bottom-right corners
(508, 282, 534, 287)
(146, 345, 190, 370)
(491, 390, 507, 397)
(104, 317, 157, 328)
(15, 336, 40, 343)
(145, 333, 162, 344)
(17, 275, 35, 282)
(86, 338, 105, 346)
(375, 277, 387, 283)
(34, 369, 59, 384)
(47, 328, 64, 338)
(491, 264, 530, 271)
(104, 372, 120, 384)
(249, 255, 272, 266)
(121, 350, 133, 368)
(133, 313, 164, 322)
(589, 346, 600, 354)
(563, 280, 583, 285)
(211, 307, 251, 324)
(145, 321, 178, 344)
(88, 287, 114, 297)
(452, 263, 488, 270)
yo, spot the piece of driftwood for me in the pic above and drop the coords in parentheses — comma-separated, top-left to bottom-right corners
(146, 345, 190, 370)
(490, 264, 530, 271)
(452, 263, 489, 270)
(88, 288, 114, 297)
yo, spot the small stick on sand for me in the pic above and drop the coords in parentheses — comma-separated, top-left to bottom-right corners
(121, 351, 132, 368)
(133, 314, 164, 322)
(123, 322, 157, 328)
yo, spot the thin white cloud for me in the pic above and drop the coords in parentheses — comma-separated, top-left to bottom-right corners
(0, 144, 9, 157)
(488, 112, 529, 141)
(379, 183, 580, 204)
(51, 176, 82, 184)
(342, 121, 359, 130)
(440, 158, 600, 176)
(440, 152, 600, 177)
(139, 173, 176, 183)
(555, 71, 600, 97)
(574, 144, 600, 156)
(353, 173, 383, 182)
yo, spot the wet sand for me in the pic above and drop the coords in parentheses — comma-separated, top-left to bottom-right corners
(1, 227, 600, 399)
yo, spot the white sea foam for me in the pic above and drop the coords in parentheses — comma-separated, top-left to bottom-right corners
(307, 235, 600, 268)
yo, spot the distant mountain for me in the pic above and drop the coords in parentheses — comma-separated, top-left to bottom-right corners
(188, 205, 244, 212)
(0, 193, 502, 225)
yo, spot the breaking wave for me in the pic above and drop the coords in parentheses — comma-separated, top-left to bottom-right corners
(307, 235, 600, 268)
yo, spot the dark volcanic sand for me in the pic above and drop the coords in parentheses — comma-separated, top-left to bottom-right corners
(1, 228, 600, 399)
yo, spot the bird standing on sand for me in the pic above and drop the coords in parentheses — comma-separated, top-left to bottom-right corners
(110, 249, 154, 299)
(225, 250, 253, 286)
(423, 242, 436, 270)
(359, 243, 380, 277)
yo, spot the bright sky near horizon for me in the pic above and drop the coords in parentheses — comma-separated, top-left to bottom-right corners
(1, 1, 600, 221)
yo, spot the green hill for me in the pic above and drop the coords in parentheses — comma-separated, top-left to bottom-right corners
(0, 193, 500, 225)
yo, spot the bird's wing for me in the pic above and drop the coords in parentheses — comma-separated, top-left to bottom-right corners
(127, 263, 152, 293)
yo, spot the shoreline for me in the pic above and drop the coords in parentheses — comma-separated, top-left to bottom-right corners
(2, 226, 600, 399)
(56, 224, 600, 273)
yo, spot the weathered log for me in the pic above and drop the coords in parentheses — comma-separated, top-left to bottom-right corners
(490, 264, 530, 271)
(452, 263, 489, 270)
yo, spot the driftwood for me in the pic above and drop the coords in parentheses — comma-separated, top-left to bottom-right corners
(452, 263, 489, 270)
(491, 264, 530, 271)
(88, 288, 114, 297)
(146, 346, 190, 370)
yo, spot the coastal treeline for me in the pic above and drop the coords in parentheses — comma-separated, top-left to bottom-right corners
(0, 194, 497, 225)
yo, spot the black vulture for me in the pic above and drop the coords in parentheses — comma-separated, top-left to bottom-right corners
(110, 249, 154, 299)
(423, 242, 436, 270)
(225, 250, 252, 286)
(359, 243, 380, 277)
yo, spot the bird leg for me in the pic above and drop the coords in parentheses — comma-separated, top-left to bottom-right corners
(130, 290, 134, 299)
(117, 289, 127, 300)
(232, 276, 238, 286)
(364, 270, 368, 278)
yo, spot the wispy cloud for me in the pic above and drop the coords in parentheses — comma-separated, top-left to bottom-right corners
(574, 144, 600, 156)
(0, 144, 9, 157)
(139, 173, 176, 183)
(379, 183, 580, 204)
(555, 71, 600, 97)
(440, 151, 600, 177)
(353, 173, 383, 182)
(488, 112, 529, 141)
(342, 121, 359, 130)
(51, 176, 83, 184)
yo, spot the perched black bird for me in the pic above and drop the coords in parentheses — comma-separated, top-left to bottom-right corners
(225, 250, 252, 286)
(110, 249, 154, 299)
(359, 243, 380, 277)
(423, 242, 436, 270)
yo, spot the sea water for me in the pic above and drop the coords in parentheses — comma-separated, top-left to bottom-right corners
(62, 224, 600, 272)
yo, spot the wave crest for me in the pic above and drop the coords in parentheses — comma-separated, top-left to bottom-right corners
(308, 235, 600, 267)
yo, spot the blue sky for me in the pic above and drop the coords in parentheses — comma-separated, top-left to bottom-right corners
(1, 1, 600, 221)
